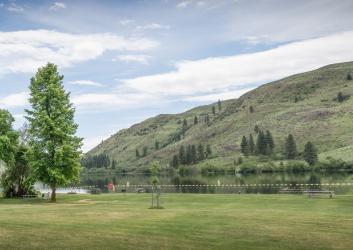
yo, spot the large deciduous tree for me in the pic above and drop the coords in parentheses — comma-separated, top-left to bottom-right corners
(25, 63, 82, 202)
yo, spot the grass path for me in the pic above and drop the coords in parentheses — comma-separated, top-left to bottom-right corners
(1, 194, 353, 249)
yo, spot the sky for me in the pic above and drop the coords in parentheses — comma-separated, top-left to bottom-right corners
(1, 0, 353, 152)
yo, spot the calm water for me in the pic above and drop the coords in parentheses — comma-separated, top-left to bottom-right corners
(79, 172, 353, 194)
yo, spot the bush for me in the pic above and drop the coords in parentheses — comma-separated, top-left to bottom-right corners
(178, 166, 200, 176)
(90, 187, 102, 194)
(316, 158, 353, 172)
(285, 160, 310, 172)
(201, 163, 226, 175)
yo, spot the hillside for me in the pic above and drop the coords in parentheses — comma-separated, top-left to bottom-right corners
(85, 61, 353, 171)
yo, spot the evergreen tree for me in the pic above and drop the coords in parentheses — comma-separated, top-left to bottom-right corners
(191, 145, 197, 163)
(111, 159, 117, 169)
(285, 134, 297, 159)
(240, 136, 249, 156)
(347, 73, 352, 80)
(265, 130, 275, 154)
(248, 134, 255, 154)
(197, 144, 205, 161)
(142, 146, 148, 157)
(254, 125, 260, 133)
(303, 141, 318, 166)
(135, 148, 140, 158)
(179, 145, 186, 164)
(217, 99, 222, 112)
(155, 140, 159, 150)
(256, 130, 267, 155)
(212, 106, 216, 115)
(249, 106, 254, 113)
(182, 118, 188, 135)
(237, 156, 243, 165)
(186, 145, 193, 164)
(206, 144, 212, 158)
(26, 63, 81, 202)
(194, 115, 198, 125)
(337, 92, 345, 102)
(172, 155, 179, 168)
(205, 114, 210, 122)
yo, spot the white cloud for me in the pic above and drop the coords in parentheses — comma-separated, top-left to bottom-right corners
(119, 19, 134, 26)
(176, 1, 192, 9)
(121, 31, 353, 97)
(49, 2, 66, 11)
(0, 92, 28, 108)
(82, 134, 110, 153)
(183, 88, 255, 102)
(136, 23, 171, 31)
(7, 3, 24, 13)
(0, 29, 158, 77)
(112, 54, 151, 65)
(69, 80, 104, 87)
(71, 93, 158, 110)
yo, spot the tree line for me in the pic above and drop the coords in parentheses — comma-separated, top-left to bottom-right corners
(240, 127, 318, 166)
(170, 144, 212, 168)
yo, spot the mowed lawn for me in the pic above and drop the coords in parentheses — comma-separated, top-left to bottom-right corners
(1, 194, 353, 249)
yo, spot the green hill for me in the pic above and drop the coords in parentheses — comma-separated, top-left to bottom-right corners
(85, 62, 353, 171)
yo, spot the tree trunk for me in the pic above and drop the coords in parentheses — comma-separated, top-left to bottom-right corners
(51, 186, 56, 202)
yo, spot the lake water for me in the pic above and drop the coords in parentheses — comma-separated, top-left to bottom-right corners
(79, 172, 353, 194)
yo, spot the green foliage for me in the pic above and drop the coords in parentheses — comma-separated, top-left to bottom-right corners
(303, 141, 318, 166)
(212, 106, 216, 115)
(240, 136, 249, 156)
(265, 130, 274, 154)
(217, 99, 222, 112)
(135, 148, 140, 158)
(256, 130, 267, 155)
(249, 106, 254, 113)
(25, 63, 82, 202)
(0, 109, 18, 166)
(285, 134, 297, 159)
(81, 154, 110, 169)
(347, 73, 352, 80)
(142, 146, 148, 157)
(1, 145, 35, 197)
(155, 140, 159, 150)
(248, 134, 255, 154)
(194, 115, 198, 125)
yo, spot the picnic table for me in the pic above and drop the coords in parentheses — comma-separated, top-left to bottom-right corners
(303, 190, 334, 198)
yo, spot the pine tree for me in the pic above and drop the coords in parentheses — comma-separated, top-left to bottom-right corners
(206, 144, 212, 158)
(155, 140, 159, 150)
(142, 146, 148, 157)
(197, 144, 205, 161)
(194, 115, 198, 125)
(256, 130, 267, 155)
(249, 106, 254, 113)
(136, 148, 140, 158)
(182, 118, 188, 135)
(217, 99, 222, 112)
(303, 141, 318, 166)
(265, 130, 274, 155)
(179, 145, 186, 164)
(26, 63, 82, 202)
(285, 134, 297, 159)
(248, 134, 255, 154)
(172, 155, 179, 168)
(186, 145, 193, 164)
(240, 136, 249, 156)
(347, 73, 352, 80)
(254, 125, 260, 133)
(111, 159, 117, 169)
(337, 92, 345, 102)
(212, 106, 216, 115)
(191, 145, 197, 163)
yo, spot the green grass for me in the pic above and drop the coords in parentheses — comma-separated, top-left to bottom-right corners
(1, 193, 353, 249)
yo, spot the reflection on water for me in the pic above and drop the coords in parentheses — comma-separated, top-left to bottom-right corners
(79, 172, 353, 194)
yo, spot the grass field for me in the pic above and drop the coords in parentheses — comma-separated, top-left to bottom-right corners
(1, 194, 353, 249)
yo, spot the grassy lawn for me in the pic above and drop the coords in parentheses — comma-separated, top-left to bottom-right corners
(1, 193, 353, 249)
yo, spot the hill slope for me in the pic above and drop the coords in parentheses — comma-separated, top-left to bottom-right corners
(86, 62, 353, 170)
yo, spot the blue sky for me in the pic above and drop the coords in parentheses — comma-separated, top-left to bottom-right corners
(1, 0, 353, 152)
